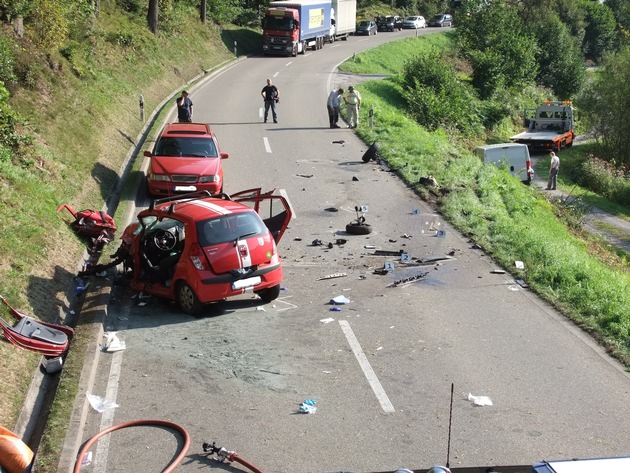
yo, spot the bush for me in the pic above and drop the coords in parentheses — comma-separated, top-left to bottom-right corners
(577, 153, 630, 205)
(401, 49, 483, 136)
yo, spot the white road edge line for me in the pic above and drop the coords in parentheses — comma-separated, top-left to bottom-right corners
(338, 320, 395, 413)
(93, 349, 124, 473)
(263, 137, 272, 153)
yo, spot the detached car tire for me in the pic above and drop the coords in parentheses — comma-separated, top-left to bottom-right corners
(346, 222, 373, 235)
(176, 281, 203, 315)
(362, 141, 380, 163)
(256, 284, 281, 303)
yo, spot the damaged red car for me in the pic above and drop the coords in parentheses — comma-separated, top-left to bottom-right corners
(121, 189, 293, 314)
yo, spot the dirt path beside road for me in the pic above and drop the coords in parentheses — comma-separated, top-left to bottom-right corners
(531, 154, 630, 255)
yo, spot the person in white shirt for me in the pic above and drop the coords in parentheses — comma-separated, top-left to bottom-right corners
(547, 151, 560, 190)
(343, 85, 362, 128)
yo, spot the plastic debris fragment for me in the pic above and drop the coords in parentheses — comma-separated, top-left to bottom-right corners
(468, 393, 493, 406)
(298, 399, 317, 414)
(330, 295, 350, 305)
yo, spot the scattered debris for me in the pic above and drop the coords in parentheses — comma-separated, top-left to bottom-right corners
(86, 393, 119, 413)
(364, 244, 377, 249)
(373, 269, 389, 275)
(491, 269, 506, 274)
(332, 140, 345, 144)
(387, 272, 429, 288)
(468, 393, 493, 406)
(330, 295, 350, 305)
(318, 273, 348, 280)
(335, 239, 347, 245)
(42, 356, 63, 374)
(418, 175, 438, 187)
(362, 141, 380, 163)
(346, 206, 372, 235)
(311, 239, 324, 247)
(320, 317, 335, 324)
(324, 207, 338, 212)
(515, 279, 529, 288)
(352, 176, 359, 181)
(401, 233, 412, 239)
(373, 250, 403, 256)
(298, 399, 317, 414)
(515, 261, 525, 269)
(329, 307, 342, 312)
(296, 174, 313, 178)
(293, 237, 302, 241)
(100, 332, 126, 352)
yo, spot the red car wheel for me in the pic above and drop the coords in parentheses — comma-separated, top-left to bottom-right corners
(176, 281, 203, 315)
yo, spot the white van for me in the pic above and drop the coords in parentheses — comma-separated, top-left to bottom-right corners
(475, 143, 533, 183)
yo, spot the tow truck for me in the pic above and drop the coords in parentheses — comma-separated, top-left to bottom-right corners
(510, 101, 575, 152)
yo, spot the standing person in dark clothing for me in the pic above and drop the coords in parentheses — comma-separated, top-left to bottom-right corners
(327, 88, 344, 128)
(261, 78, 279, 123)
(176, 90, 193, 122)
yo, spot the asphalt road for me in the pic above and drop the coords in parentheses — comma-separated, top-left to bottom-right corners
(71, 29, 630, 473)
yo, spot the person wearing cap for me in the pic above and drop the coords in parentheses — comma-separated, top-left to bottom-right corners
(176, 90, 193, 123)
(343, 85, 361, 128)
(327, 88, 344, 128)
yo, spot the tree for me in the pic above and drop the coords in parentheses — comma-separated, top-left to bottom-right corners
(576, 46, 630, 167)
(457, 0, 539, 98)
(147, 0, 158, 34)
(604, 0, 630, 48)
(581, 0, 617, 61)
(530, 14, 585, 99)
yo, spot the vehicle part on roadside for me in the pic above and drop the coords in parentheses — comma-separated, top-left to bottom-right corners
(387, 272, 428, 287)
(0, 295, 74, 357)
(58, 203, 117, 257)
(74, 420, 190, 473)
(318, 273, 347, 280)
(202, 441, 264, 473)
(57, 203, 117, 238)
(346, 205, 373, 235)
(362, 141, 380, 162)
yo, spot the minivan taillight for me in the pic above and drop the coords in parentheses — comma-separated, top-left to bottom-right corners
(189, 243, 210, 271)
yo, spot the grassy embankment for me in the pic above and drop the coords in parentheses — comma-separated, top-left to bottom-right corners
(0, 4, 260, 469)
(338, 33, 630, 365)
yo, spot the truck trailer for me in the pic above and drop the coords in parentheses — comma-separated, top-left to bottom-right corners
(329, 0, 356, 42)
(510, 101, 576, 153)
(262, 0, 333, 56)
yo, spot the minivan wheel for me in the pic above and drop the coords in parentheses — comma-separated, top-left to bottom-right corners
(257, 284, 281, 303)
(176, 281, 203, 315)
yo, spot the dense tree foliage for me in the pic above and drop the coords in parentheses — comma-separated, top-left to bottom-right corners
(530, 14, 585, 100)
(401, 48, 482, 135)
(580, 0, 617, 61)
(456, 0, 538, 99)
(576, 46, 630, 168)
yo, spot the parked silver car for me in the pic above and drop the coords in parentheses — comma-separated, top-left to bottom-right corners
(402, 16, 426, 29)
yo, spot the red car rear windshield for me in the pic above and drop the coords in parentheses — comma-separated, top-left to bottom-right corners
(154, 137, 218, 157)
(196, 213, 265, 246)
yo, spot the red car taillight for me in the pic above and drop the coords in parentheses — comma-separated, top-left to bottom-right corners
(189, 243, 210, 271)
